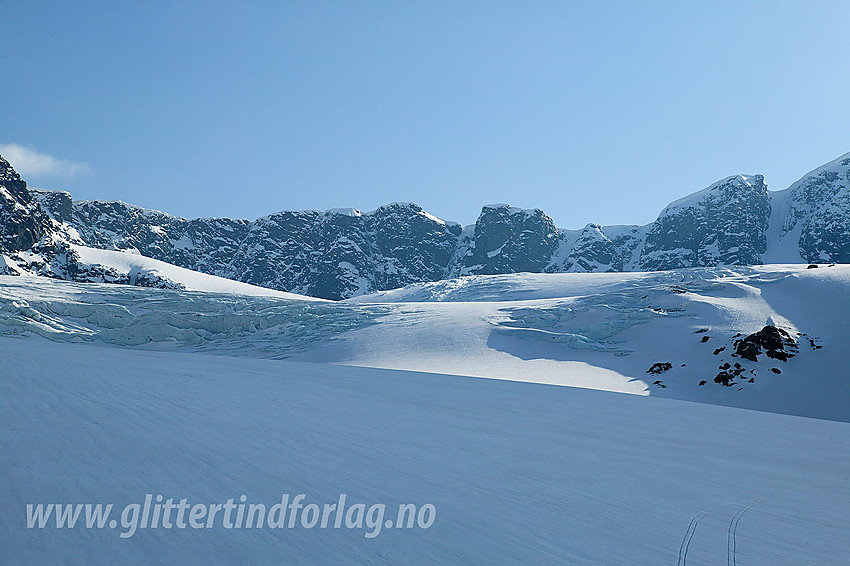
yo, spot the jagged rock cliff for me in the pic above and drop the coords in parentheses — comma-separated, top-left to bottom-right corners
(0, 155, 54, 254)
(639, 174, 771, 270)
(8, 151, 850, 299)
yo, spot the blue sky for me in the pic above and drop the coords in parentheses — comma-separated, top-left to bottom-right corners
(2, 1, 848, 228)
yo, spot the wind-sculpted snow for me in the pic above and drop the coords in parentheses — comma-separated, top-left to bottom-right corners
(341, 265, 850, 422)
(18, 152, 850, 298)
(350, 267, 742, 303)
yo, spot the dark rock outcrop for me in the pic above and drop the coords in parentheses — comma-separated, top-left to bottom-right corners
(733, 325, 798, 362)
(0, 156, 55, 254)
(647, 362, 673, 375)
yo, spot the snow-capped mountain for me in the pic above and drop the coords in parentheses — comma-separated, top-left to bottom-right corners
(3, 153, 849, 564)
(1, 157, 310, 296)
(5, 151, 850, 299)
(766, 153, 850, 263)
(449, 204, 560, 276)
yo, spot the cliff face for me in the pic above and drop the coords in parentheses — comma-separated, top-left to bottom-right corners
(224, 203, 462, 300)
(639, 174, 771, 271)
(0, 156, 55, 254)
(11, 151, 850, 299)
(448, 204, 560, 276)
(774, 153, 850, 263)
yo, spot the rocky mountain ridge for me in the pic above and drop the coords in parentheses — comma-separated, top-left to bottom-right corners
(3, 151, 849, 299)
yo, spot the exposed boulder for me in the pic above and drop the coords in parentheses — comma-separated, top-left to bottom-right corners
(733, 325, 798, 362)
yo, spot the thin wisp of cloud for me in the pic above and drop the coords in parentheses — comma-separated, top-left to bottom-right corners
(0, 143, 90, 180)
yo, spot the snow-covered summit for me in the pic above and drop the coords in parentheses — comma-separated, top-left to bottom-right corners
(661, 174, 765, 213)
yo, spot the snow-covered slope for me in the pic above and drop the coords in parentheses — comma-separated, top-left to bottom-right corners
(3, 243, 315, 299)
(68, 245, 318, 298)
(339, 265, 850, 422)
(2, 338, 848, 565)
(3, 264, 848, 421)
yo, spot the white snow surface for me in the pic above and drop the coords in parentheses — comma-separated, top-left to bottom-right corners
(70, 245, 322, 299)
(1, 338, 848, 564)
(1, 263, 848, 421)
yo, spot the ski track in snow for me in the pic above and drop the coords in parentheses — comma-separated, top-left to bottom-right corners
(675, 476, 850, 566)
(728, 498, 760, 566)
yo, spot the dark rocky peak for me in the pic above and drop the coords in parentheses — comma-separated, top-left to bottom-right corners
(779, 152, 850, 263)
(640, 174, 771, 270)
(0, 155, 56, 253)
(7, 151, 849, 299)
(29, 188, 74, 223)
(1, 155, 29, 199)
(458, 204, 560, 275)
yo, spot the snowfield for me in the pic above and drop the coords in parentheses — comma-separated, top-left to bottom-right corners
(2, 263, 848, 421)
(2, 265, 849, 563)
(1, 338, 848, 565)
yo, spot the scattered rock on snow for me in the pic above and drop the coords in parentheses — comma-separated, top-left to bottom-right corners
(647, 362, 673, 375)
(714, 362, 746, 387)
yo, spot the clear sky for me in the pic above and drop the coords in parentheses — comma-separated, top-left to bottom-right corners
(2, 1, 848, 228)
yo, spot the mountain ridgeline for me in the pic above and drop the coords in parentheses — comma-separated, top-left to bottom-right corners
(3, 153, 849, 299)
